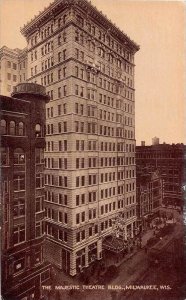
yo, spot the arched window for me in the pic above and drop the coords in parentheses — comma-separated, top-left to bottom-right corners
(10, 121, 16, 135)
(35, 124, 41, 137)
(14, 148, 25, 165)
(18, 122, 24, 136)
(1, 119, 6, 135)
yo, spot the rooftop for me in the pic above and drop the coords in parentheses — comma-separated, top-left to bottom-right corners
(20, 0, 139, 51)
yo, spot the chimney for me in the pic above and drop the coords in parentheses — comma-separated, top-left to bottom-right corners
(141, 141, 145, 146)
(152, 137, 159, 145)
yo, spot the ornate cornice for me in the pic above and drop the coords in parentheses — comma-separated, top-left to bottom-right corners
(20, 0, 139, 52)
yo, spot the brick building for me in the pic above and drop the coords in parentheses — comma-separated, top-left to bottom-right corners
(0, 46, 27, 96)
(136, 141, 185, 208)
(136, 170, 163, 230)
(21, 0, 139, 276)
(1, 83, 50, 299)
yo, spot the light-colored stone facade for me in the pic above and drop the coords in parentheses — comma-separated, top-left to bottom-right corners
(0, 46, 27, 96)
(21, 0, 139, 276)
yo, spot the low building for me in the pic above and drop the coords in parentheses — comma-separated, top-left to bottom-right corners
(1, 83, 50, 300)
(136, 141, 185, 207)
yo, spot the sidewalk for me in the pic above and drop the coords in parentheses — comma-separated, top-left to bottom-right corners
(42, 228, 156, 300)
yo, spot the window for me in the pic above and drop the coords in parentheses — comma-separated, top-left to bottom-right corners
(63, 67, 66, 77)
(13, 225, 25, 244)
(36, 197, 43, 212)
(14, 148, 25, 164)
(34, 246, 42, 265)
(1, 147, 9, 165)
(13, 175, 25, 191)
(63, 85, 67, 96)
(64, 213, 68, 224)
(18, 122, 24, 135)
(63, 49, 67, 60)
(36, 173, 44, 188)
(10, 121, 16, 135)
(1, 119, 6, 135)
(13, 198, 25, 217)
(76, 158, 79, 169)
(35, 148, 44, 164)
(58, 122, 62, 133)
(63, 122, 67, 132)
(7, 73, 11, 80)
(58, 87, 61, 98)
(36, 221, 43, 237)
(58, 34, 61, 45)
(13, 63, 17, 70)
(64, 176, 67, 187)
(58, 105, 61, 115)
(76, 195, 80, 206)
(35, 124, 41, 137)
(58, 52, 61, 62)
(63, 104, 67, 114)
(76, 214, 80, 224)
(58, 211, 63, 222)
(64, 140, 67, 151)
(13, 255, 25, 273)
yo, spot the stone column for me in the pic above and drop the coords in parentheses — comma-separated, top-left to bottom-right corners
(85, 246, 89, 267)
(70, 251, 76, 276)
(131, 222, 134, 238)
(97, 238, 102, 260)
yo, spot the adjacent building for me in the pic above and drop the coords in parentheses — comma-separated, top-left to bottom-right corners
(136, 140, 185, 208)
(0, 46, 27, 96)
(20, 0, 139, 276)
(1, 83, 50, 300)
(136, 170, 163, 230)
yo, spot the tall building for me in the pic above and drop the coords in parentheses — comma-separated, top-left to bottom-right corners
(136, 141, 185, 208)
(21, 0, 139, 276)
(0, 46, 27, 96)
(1, 83, 50, 300)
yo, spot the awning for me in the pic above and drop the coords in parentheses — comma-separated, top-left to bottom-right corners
(102, 235, 126, 253)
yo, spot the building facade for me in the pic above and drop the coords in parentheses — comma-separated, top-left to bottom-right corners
(136, 170, 163, 230)
(21, 0, 139, 276)
(0, 46, 27, 96)
(1, 83, 50, 300)
(136, 141, 185, 208)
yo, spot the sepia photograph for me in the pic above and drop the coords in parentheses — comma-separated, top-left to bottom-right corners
(0, 0, 185, 299)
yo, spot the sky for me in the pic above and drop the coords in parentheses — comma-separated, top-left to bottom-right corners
(0, 0, 185, 145)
